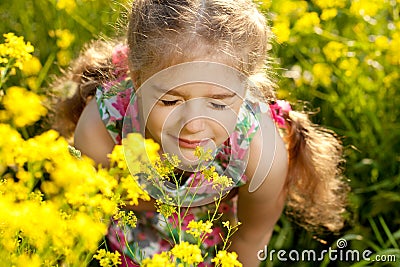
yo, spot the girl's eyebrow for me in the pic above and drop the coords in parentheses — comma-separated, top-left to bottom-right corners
(208, 92, 236, 99)
(154, 86, 236, 99)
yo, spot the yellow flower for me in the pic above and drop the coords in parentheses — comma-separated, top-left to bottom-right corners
(113, 210, 137, 227)
(320, 8, 338, 21)
(0, 126, 132, 266)
(56, 49, 72, 66)
(156, 199, 176, 218)
(142, 252, 174, 267)
(212, 250, 242, 267)
(350, 0, 381, 17)
(2, 86, 47, 127)
(312, 63, 332, 86)
(272, 20, 291, 43)
(122, 133, 160, 173)
(108, 144, 127, 170)
(171, 241, 203, 265)
(0, 123, 23, 167)
(294, 12, 320, 34)
(323, 41, 348, 62)
(222, 221, 230, 228)
(194, 146, 213, 161)
(120, 175, 150, 206)
(338, 58, 359, 77)
(387, 32, 400, 65)
(312, 0, 346, 9)
(93, 249, 122, 267)
(145, 138, 161, 163)
(375, 35, 389, 50)
(26, 77, 39, 91)
(0, 33, 34, 71)
(212, 173, 233, 190)
(201, 166, 216, 181)
(186, 219, 213, 238)
(278, 0, 308, 17)
(56, 0, 76, 13)
(152, 156, 175, 180)
(21, 56, 42, 76)
(50, 29, 75, 50)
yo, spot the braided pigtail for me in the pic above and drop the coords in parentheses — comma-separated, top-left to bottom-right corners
(50, 39, 127, 139)
(274, 105, 349, 232)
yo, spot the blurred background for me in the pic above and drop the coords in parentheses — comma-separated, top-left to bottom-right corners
(0, 0, 399, 266)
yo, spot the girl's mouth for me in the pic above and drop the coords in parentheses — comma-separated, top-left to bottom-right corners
(177, 137, 210, 149)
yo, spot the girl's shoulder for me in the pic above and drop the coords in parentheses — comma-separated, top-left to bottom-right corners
(95, 76, 134, 144)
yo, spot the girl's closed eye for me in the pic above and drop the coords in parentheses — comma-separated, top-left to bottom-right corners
(161, 99, 180, 106)
(210, 102, 228, 110)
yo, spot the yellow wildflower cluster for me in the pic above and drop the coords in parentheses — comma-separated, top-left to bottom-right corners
(156, 199, 177, 218)
(270, 0, 308, 43)
(186, 219, 213, 238)
(142, 251, 174, 267)
(143, 243, 205, 266)
(350, 0, 381, 17)
(0, 86, 47, 127)
(113, 210, 137, 228)
(123, 132, 160, 172)
(21, 56, 42, 77)
(152, 155, 176, 180)
(294, 12, 320, 34)
(0, 33, 34, 72)
(211, 251, 242, 267)
(200, 165, 233, 190)
(49, 29, 75, 49)
(48, 29, 75, 66)
(21, 56, 42, 91)
(0, 118, 155, 266)
(93, 249, 122, 267)
(312, 0, 346, 9)
(323, 41, 348, 62)
(387, 32, 400, 65)
(56, 0, 77, 13)
(194, 146, 214, 162)
(0, 128, 114, 265)
(171, 241, 204, 265)
(312, 63, 333, 87)
(109, 137, 158, 207)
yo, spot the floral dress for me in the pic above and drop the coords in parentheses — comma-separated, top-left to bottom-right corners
(95, 71, 278, 266)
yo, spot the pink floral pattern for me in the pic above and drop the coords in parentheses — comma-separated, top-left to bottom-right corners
(269, 100, 292, 128)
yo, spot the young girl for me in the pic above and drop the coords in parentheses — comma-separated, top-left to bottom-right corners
(53, 0, 348, 266)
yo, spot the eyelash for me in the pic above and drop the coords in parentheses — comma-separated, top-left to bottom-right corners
(210, 103, 227, 110)
(161, 100, 179, 106)
(160, 100, 227, 110)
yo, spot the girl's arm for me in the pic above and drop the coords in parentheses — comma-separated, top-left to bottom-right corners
(74, 98, 116, 167)
(230, 114, 289, 266)
(74, 98, 157, 211)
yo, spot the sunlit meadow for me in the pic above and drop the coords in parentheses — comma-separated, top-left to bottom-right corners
(0, 0, 399, 266)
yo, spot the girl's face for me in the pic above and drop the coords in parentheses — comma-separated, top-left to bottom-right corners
(136, 62, 246, 167)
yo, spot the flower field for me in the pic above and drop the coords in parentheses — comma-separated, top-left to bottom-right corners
(0, 0, 399, 266)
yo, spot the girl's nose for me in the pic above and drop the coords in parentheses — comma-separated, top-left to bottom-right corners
(181, 100, 206, 133)
(183, 117, 206, 133)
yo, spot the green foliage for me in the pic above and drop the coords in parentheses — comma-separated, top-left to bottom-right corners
(0, 0, 127, 79)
